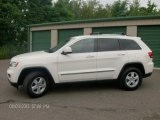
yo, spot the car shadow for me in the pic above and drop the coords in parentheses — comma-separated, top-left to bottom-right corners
(47, 80, 119, 94)
(7, 80, 119, 99)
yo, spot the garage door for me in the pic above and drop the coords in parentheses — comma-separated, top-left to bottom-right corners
(138, 26, 160, 67)
(58, 28, 83, 44)
(92, 26, 126, 34)
(32, 30, 51, 51)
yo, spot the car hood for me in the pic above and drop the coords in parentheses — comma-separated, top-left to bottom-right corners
(11, 51, 48, 61)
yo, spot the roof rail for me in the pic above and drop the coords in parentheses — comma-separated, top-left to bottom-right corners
(113, 32, 126, 35)
(90, 32, 102, 35)
(90, 32, 126, 35)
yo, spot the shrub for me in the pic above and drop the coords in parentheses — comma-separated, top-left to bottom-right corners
(0, 45, 28, 59)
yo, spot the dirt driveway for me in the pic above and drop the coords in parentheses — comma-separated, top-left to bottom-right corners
(0, 60, 160, 120)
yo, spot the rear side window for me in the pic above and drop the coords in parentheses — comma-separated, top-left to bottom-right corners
(119, 39, 141, 50)
(98, 38, 120, 51)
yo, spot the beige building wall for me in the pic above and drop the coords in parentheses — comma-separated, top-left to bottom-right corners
(51, 30, 58, 48)
(30, 18, 160, 51)
(127, 26, 137, 36)
(30, 19, 160, 31)
(30, 32, 32, 52)
(84, 28, 92, 35)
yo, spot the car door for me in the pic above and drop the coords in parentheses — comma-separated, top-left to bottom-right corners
(97, 38, 128, 80)
(118, 39, 143, 63)
(58, 38, 97, 82)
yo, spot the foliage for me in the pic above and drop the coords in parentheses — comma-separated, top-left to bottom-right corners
(0, 0, 25, 46)
(0, 0, 160, 59)
(0, 44, 27, 59)
(128, 0, 158, 16)
(128, 0, 141, 16)
(52, 0, 73, 21)
(111, 0, 128, 17)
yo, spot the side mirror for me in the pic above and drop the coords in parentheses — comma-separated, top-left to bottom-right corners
(62, 47, 72, 55)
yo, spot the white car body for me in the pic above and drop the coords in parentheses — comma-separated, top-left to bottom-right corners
(7, 35, 154, 87)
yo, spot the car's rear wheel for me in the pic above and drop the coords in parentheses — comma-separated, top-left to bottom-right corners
(119, 67, 142, 90)
(23, 71, 49, 98)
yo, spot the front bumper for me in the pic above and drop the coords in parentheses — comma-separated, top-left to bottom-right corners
(143, 72, 152, 78)
(8, 79, 18, 88)
(7, 67, 19, 88)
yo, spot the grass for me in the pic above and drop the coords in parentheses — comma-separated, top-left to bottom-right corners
(0, 45, 28, 59)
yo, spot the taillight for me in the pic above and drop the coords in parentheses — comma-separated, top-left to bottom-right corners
(148, 51, 153, 58)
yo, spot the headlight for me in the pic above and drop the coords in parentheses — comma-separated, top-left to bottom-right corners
(9, 61, 19, 67)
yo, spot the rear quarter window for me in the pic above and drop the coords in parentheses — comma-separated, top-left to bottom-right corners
(119, 39, 141, 50)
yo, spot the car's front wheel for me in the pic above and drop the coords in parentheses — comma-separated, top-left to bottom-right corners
(23, 71, 49, 98)
(119, 67, 142, 90)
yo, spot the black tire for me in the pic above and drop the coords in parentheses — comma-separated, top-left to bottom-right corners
(119, 67, 142, 90)
(23, 71, 49, 98)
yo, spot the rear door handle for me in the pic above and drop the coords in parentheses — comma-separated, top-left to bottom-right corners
(118, 53, 126, 56)
(86, 55, 95, 58)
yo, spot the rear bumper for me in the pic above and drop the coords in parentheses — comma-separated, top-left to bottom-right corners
(143, 72, 152, 78)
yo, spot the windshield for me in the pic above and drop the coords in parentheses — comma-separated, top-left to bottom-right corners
(46, 40, 70, 53)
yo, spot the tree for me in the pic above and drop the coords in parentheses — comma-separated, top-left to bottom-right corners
(128, 0, 140, 16)
(1, 0, 160, 52)
(67, 0, 104, 19)
(128, 0, 158, 16)
(0, 0, 25, 46)
(111, 0, 128, 17)
(94, 4, 112, 18)
(39, 0, 52, 6)
(52, 0, 73, 21)
(146, 0, 158, 15)
(67, 0, 84, 19)
(25, 0, 49, 24)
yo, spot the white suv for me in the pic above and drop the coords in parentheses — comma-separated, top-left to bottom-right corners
(7, 34, 154, 97)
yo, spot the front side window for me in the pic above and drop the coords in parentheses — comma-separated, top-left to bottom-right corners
(119, 39, 141, 50)
(70, 38, 96, 53)
(98, 38, 120, 52)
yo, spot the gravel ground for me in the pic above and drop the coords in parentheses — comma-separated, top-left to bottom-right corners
(0, 59, 160, 120)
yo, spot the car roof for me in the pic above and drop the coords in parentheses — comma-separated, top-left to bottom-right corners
(72, 34, 141, 40)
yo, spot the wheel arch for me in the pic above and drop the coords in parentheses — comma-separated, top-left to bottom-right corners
(18, 67, 55, 86)
(118, 62, 145, 79)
